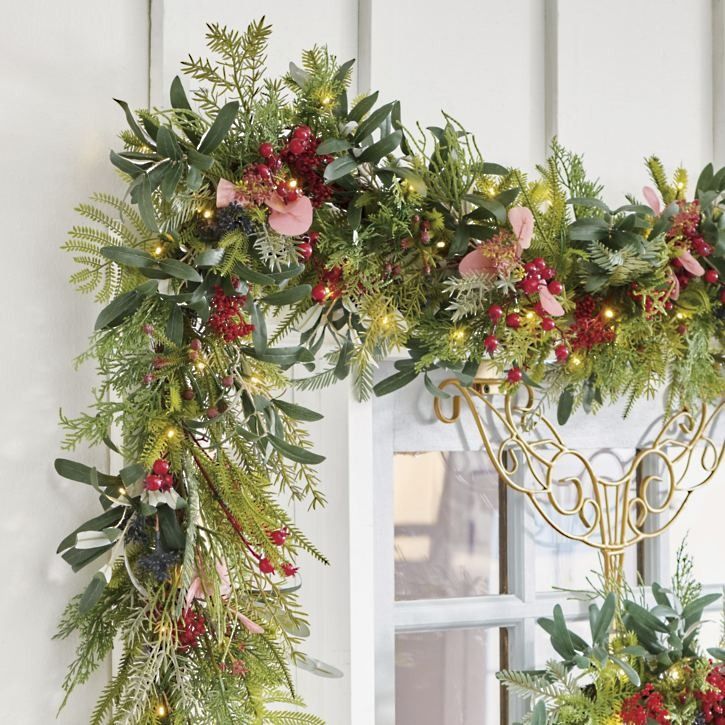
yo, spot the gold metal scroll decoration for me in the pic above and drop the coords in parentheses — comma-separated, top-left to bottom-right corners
(433, 375, 724, 579)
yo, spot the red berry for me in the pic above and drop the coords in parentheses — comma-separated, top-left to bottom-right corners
(144, 474, 163, 491)
(483, 335, 498, 354)
(554, 344, 569, 362)
(207, 406, 219, 419)
(152, 459, 170, 475)
(541, 266, 556, 280)
(281, 563, 299, 577)
(524, 261, 540, 275)
(259, 558, 275, 574)
(507, 367, 523, 384)
(541, 317, 556, 331)
(505, 313, 521, 328)
(520, 276, 540, 295)
(488, 304, 504, 323)
(698, 242, 713, 256)
(256, 164, 271, 180)
(664, 301, 674, 311)
(222, 375, 234, 387)
(297, 242, 313, 261)
(676, 323, 687, 335)
(293, 125, 312, 139)
(308, 231, 320, 245)
(548, 280, 563, 295)
(311, 284, 328, 303)
(259, 142, 274, 158)
(182, 388, 195, 400)
(288, 138, 306, 155)
(532, 257, 546, 271)
(190, 339, 202, 351)
(705, 269, 719, 284)
(269, 529, 288, 546)
(161, 474, 174, 491)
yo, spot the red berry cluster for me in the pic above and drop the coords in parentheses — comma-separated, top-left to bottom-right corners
(177, 608, 206, 653)
(696, 665, 725, 723)
(238, 162, 277, 205)
(208, 287, 255, 342)
(257, 557, 298, 578)
(311, 266, 344, 304)
(518, 256, 558, 296)
(279, 126, 334, 208)
(667, 200, 718, 289)
(620, 684, 670, 725)
(144, 458, 174, 492)
(568, 296, 616, 351)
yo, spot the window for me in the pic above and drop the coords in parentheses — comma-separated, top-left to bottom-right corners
(373, 375, 649, 725)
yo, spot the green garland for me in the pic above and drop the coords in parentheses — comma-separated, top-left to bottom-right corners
(499, 545, 725, 724)
(55, 19, 723, 723)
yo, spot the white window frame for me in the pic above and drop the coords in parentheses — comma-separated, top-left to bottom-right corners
(368, 367, 723, 724)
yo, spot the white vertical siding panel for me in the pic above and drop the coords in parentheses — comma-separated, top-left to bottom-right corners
(0, 2, 150, 722)
(366, 0, 547, 169)
(556, 0, 713, 199)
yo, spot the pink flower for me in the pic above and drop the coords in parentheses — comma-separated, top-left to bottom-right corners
(216, 178, 247, 208)
(508, 207, 534, 254)
(185, 560, 232, 607)
(667, 271, 680, 300)
(232, 609, 264, 634)
(538, 284, 564, 317)
(642, 186, 662, 215)
(678, 249, 705, 276)
(266, 192, 313, 236)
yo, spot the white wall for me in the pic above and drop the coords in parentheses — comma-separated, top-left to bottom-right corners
(1, 1, 722, 724)
(0, 2, 149, 722)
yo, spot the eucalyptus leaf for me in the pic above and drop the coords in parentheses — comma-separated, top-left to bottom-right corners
(272, 399, 323, 422)
(197, 101, 239, 154)
(268, 434, 326, 465)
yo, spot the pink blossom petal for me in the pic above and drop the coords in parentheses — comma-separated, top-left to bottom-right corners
(215, 560, 233, 598)
(508, 206, 534, 253)
(668, 271, 680, 300)
(266, 193, 313, 236)
(233, 610, 265, 634)
(459, 248, 495, 277)
(185, 577, 203, 608)
(539, 285, 565, 317)
(642, 186, 662, 215)
(679, 250, 705, 277)
(217, 178, 242, 208)
(265, 192, 287, 213)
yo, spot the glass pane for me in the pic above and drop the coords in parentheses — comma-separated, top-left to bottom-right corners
(531, 449, 637, 590)
(663, 475, 725, 587)
(394, 452, 500, 600)
(396, 628, 502, 724)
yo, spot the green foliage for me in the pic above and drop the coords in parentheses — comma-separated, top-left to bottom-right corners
(500, 556, 724, 723)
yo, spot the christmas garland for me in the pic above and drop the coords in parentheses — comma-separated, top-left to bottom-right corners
(498, 546, 725, 724)
(55, 19, 724, 723)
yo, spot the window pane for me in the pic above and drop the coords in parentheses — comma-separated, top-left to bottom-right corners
(394, 452, 501, 600)
(663, 475, 725, 587)
(395, 628, 502, 724)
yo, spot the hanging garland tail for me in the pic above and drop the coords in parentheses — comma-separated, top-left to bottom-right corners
(55, 18, 723, 723)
